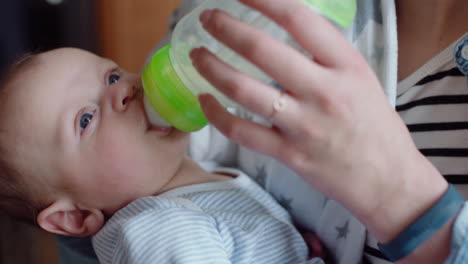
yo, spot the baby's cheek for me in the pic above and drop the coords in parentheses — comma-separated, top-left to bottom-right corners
(97, 132, 141, 162)
(93, 153, 143, 204)
(100, 148, 138, 176)
(94, 139, 138, 175)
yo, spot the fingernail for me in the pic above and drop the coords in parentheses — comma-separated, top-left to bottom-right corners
(198, 93, 210, 104)
(190, 47, 201, 60)
(198, 93, 214, 109)
(200, 9, 213, 25)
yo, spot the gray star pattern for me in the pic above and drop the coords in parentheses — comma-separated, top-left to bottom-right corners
(353, 0, 383, 42)
(322, 197, 329, 209)
(336, 220, 350, 239)
(371, 46, 384, 66)
(254, 165, 267, 187)
(276, 195, 293, 211)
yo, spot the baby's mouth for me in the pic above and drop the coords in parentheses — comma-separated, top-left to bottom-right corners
(142, 95, 173, 135)
(144, 112, 174, 135)
(148, 124, 173, 134)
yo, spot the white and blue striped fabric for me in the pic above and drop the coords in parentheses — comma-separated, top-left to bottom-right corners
(92, 168, 318, 264)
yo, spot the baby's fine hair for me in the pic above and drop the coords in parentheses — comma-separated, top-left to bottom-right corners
(0, 53, 44, 224)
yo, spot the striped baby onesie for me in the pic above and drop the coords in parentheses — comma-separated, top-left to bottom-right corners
(92, 168, 320, 264)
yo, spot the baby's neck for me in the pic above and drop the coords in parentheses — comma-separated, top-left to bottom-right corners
(155, 157, 231, 195)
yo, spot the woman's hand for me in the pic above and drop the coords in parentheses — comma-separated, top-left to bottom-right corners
(190, 0, 447, 244)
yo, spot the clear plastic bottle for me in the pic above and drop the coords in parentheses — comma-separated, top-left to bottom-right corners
(142, 0, 356, 132)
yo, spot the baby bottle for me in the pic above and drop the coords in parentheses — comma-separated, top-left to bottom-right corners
(142, 0, 356, 132)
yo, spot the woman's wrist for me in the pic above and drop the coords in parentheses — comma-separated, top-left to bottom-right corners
(395, 212, 456, 264)
(378, 184, 463, 261)
(358, 152, 449, 243)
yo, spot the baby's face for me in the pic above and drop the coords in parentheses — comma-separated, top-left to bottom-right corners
(7, 48, 189, 213)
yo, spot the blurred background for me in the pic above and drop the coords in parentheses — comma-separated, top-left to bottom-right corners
(0, 0, 181, 74)
(0, 0, 181, 263)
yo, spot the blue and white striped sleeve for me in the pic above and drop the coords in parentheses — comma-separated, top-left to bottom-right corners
(93, 208, 230, 264)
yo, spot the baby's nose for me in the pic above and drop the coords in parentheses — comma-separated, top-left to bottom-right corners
(112, 83, 137, 111)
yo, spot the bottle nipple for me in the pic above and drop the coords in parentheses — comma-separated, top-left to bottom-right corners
(143, 95, 172, 127)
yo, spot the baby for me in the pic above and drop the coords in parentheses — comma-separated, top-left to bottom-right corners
(0, 48, 323, 264)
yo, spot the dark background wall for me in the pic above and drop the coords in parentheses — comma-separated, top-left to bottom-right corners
(0, 0, 97, 73)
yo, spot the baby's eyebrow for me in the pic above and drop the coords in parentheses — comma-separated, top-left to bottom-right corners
(102, 58, 118, 68)
(97, 59, 118, 83)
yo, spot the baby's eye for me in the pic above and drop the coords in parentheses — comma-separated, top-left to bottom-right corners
(79, 111, 94, 133)
(108, 73, 120, 85)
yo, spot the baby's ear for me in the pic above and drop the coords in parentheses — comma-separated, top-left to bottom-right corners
(37, 200, 104, 237)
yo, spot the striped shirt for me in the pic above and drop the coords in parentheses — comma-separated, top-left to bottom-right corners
(398, 34, 468, 195)
(364, 34, 468, 264)
(92, 168, 313, 264)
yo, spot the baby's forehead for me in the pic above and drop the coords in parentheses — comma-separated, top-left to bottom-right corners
(39, 47, 97, 61)
(0, 55, 39, 110)
(18, 48, 104, 86)
(38, 48, 103, 73)
(3, 48, 92, 90)
(1, 48, 99, 130)
(2, 47, 112, 119)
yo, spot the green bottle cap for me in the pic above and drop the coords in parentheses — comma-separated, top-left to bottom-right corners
(142, 1, 356, 132)
(302, 0, 356, 27)
(142, 44, 208, 132)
